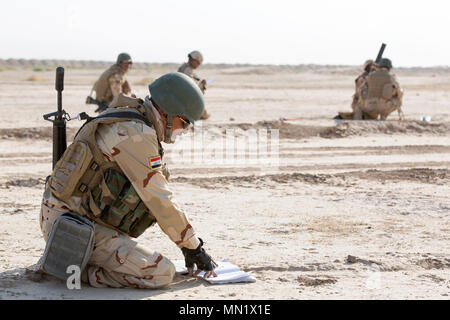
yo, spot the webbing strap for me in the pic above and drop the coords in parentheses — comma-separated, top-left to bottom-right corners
(74, 110, 151, 141)
(95, 111, 152, 127)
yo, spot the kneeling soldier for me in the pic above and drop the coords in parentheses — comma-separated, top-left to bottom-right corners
(40, 72, 217, 288)
(353, 58, 404, 120)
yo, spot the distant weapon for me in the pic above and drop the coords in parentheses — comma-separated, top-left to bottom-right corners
(44, 67, 91, 168)
(86, 96, 109, 113)
(375, 43, 386, 64)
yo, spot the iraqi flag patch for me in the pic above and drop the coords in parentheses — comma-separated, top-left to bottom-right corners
(149, 156, 162, 170)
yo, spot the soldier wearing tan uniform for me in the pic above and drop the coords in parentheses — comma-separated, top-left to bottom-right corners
(178, 51, 210, 119)
(40, 73, 217, 288)
(90, 53, 133, 113)
(335, 60, 379, 120)
(353, 58, 404, 120)
(351, 59, 374, 111)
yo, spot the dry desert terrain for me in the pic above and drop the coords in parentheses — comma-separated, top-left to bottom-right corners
(0, 62, 449, 299)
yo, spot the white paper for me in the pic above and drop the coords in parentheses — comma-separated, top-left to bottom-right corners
(173, 259, 256, 284)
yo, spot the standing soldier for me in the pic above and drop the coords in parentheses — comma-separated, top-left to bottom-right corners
(353, 58, 404, 120)
(178, 51, 210, 119)
(88, 53, 133, 113)
(40, 73, 217, 288)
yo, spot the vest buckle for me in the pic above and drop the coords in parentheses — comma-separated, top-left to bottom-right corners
(79, 183, 88, 193)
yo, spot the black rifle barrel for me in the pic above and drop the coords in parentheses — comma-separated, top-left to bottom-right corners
(53, 67, 67, 168)
(55, 67, 64, 92)
(375, 43, 386, 63)
(55, 67, 64, 120)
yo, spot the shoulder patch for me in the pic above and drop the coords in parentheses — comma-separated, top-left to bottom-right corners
(149, 156, 162, 170)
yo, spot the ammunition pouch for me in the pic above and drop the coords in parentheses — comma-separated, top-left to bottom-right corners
(89, 168, 156, 238)
(49, 141, 94, 200)
(41, 212, 95, 280)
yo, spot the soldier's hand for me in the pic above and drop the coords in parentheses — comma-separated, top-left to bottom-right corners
(181, 238, 218, 278)
(162, 163, 170, 181)
(200, 79, 207, 91)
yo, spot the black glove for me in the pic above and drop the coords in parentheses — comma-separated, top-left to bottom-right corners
(181, 238, 215, 272)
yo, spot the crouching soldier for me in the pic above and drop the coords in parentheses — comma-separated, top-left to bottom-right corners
(88, 53, 133, 113)
(353, 58, 404, 120)
(40, 73, 217, 288)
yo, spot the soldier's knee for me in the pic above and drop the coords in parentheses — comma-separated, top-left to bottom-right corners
(143, 257, 176, 288)
(155, 255, 176, 281)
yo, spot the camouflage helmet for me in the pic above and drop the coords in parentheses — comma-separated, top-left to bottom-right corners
(188, 50, 204, 64)
(379, 58, 393, 69)
(117, 52, 132, 64)
(149, 72, 205, 123)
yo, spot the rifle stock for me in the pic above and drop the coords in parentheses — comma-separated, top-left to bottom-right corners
(86, 96, 109, 113)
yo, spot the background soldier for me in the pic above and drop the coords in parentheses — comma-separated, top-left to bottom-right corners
(89, 53, 133, 113)
(178, 51, 210, 119)
(335, 59, 379, 120)
(351, 59, 374, 111)
(353, 58, 404, 120)
(40, 73, 217, 288)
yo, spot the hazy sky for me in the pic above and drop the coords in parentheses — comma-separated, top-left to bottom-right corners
(1, 0, 449, 67)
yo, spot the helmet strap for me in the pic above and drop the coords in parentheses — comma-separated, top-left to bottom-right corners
(164, 116, 173, 143)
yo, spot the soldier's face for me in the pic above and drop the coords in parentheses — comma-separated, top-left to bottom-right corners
(120, 61, 132, 72)
(169, 116, 192, 142)
(189, 58, 201, 69)
(173, 116, 191, 131)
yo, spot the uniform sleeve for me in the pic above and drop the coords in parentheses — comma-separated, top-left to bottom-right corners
(122, 79, 131, 95)
(108, 73, 123, 98)
(178, 63, 203, 89)
(95, 121, 201, 249)
(391, 75, 403, 100)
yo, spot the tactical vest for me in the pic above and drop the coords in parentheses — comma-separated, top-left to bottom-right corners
(48, 109, 161, 238)
(367, 70, 395, 100)
(92, 64, 125, 104)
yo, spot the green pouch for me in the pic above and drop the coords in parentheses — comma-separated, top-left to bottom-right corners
(129, 202, 156, 238)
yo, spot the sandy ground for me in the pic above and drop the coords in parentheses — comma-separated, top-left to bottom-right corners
(0, 65, 449, 300)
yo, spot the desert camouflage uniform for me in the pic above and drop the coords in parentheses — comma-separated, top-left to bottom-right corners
(351, 70, 370, 111)
(91, 64, 131, 106)
(178, 63, 206, 93)
(40, 104, 200, 289)
(354, 69, 403, 120)
(178, 63, 210, 119)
